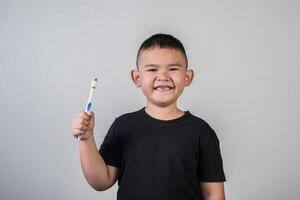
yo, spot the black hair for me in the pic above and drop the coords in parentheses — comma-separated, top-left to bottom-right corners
(136, 33, 188, 69)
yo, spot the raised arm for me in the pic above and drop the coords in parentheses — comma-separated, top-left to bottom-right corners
(79, 135, 119, 191)
(71, 111, 119, 191)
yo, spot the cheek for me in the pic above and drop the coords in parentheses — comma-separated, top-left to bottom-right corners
(140, 86, 153, 98)
(140, 79, 153, 93)
(173, 75, 186, 84)
(140, 75, 153, 86)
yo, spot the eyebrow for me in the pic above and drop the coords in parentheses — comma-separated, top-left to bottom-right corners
(144, 63, 183, 68)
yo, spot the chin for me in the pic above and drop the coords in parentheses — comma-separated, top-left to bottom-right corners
(151, 100, 176, 107)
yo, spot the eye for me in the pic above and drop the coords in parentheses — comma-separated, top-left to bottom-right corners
(169, 68, 178, 71)
(147, 68, 157, 72)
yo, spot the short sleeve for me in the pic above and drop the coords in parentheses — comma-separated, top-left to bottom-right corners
(99, 118, 121, 168)
(198, 122, 226, 182)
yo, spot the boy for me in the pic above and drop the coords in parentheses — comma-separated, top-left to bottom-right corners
(71, 33, 226, 200)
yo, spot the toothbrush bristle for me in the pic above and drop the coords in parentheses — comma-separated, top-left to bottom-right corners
(91, 78, 98, 89)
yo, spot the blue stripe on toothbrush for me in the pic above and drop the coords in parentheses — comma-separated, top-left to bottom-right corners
(86, 102, 92, 111)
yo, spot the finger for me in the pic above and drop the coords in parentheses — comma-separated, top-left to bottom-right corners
(71, 120, 87, 130)
(72, 129, 85, 137)
(74, 124, 88, 131)
(72, 128, 85, 135)
(80, 118, 89, 126)
(86, 111, 94, 117)
(76, 112, 90, 120)
(73, 118, 89, 127)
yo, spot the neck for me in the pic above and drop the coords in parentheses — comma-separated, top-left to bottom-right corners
(145, 102, 185, 120)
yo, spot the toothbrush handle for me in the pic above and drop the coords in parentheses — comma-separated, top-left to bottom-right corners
(78, 102, 92, 141)
(86, 102, 92, 112)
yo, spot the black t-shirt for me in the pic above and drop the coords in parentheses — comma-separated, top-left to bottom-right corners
(99, 107, 226, 200)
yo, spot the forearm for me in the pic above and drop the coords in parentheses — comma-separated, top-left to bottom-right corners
(79, 134, 109, 190)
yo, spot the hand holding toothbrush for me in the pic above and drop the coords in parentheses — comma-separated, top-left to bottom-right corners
(71, 77, 98, 141)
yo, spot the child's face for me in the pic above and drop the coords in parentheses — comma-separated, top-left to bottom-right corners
(131, 47, 194, 107)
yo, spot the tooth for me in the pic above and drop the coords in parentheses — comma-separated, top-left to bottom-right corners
(157, 86, 171, 91)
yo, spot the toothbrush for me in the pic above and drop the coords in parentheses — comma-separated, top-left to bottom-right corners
(78, 77, 98, 140)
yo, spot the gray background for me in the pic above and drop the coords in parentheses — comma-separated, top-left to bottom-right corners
(0, 0, 299, 199)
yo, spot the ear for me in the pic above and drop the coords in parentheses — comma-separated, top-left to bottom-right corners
(185, 69, 194, 86)
(131, 69, 141, 87)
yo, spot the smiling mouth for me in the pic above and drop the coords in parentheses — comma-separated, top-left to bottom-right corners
(154, 86, 174, 91)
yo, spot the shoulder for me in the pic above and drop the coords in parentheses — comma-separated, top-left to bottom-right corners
(105, 109, 142, 136)
(188, 112, 214, 130)
(188, 112, 218, 140)
(111, 108, 143, 128)
(115, 108, 141, 121)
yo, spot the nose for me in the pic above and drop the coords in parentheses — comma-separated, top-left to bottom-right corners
(156, 71, 170, 82)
